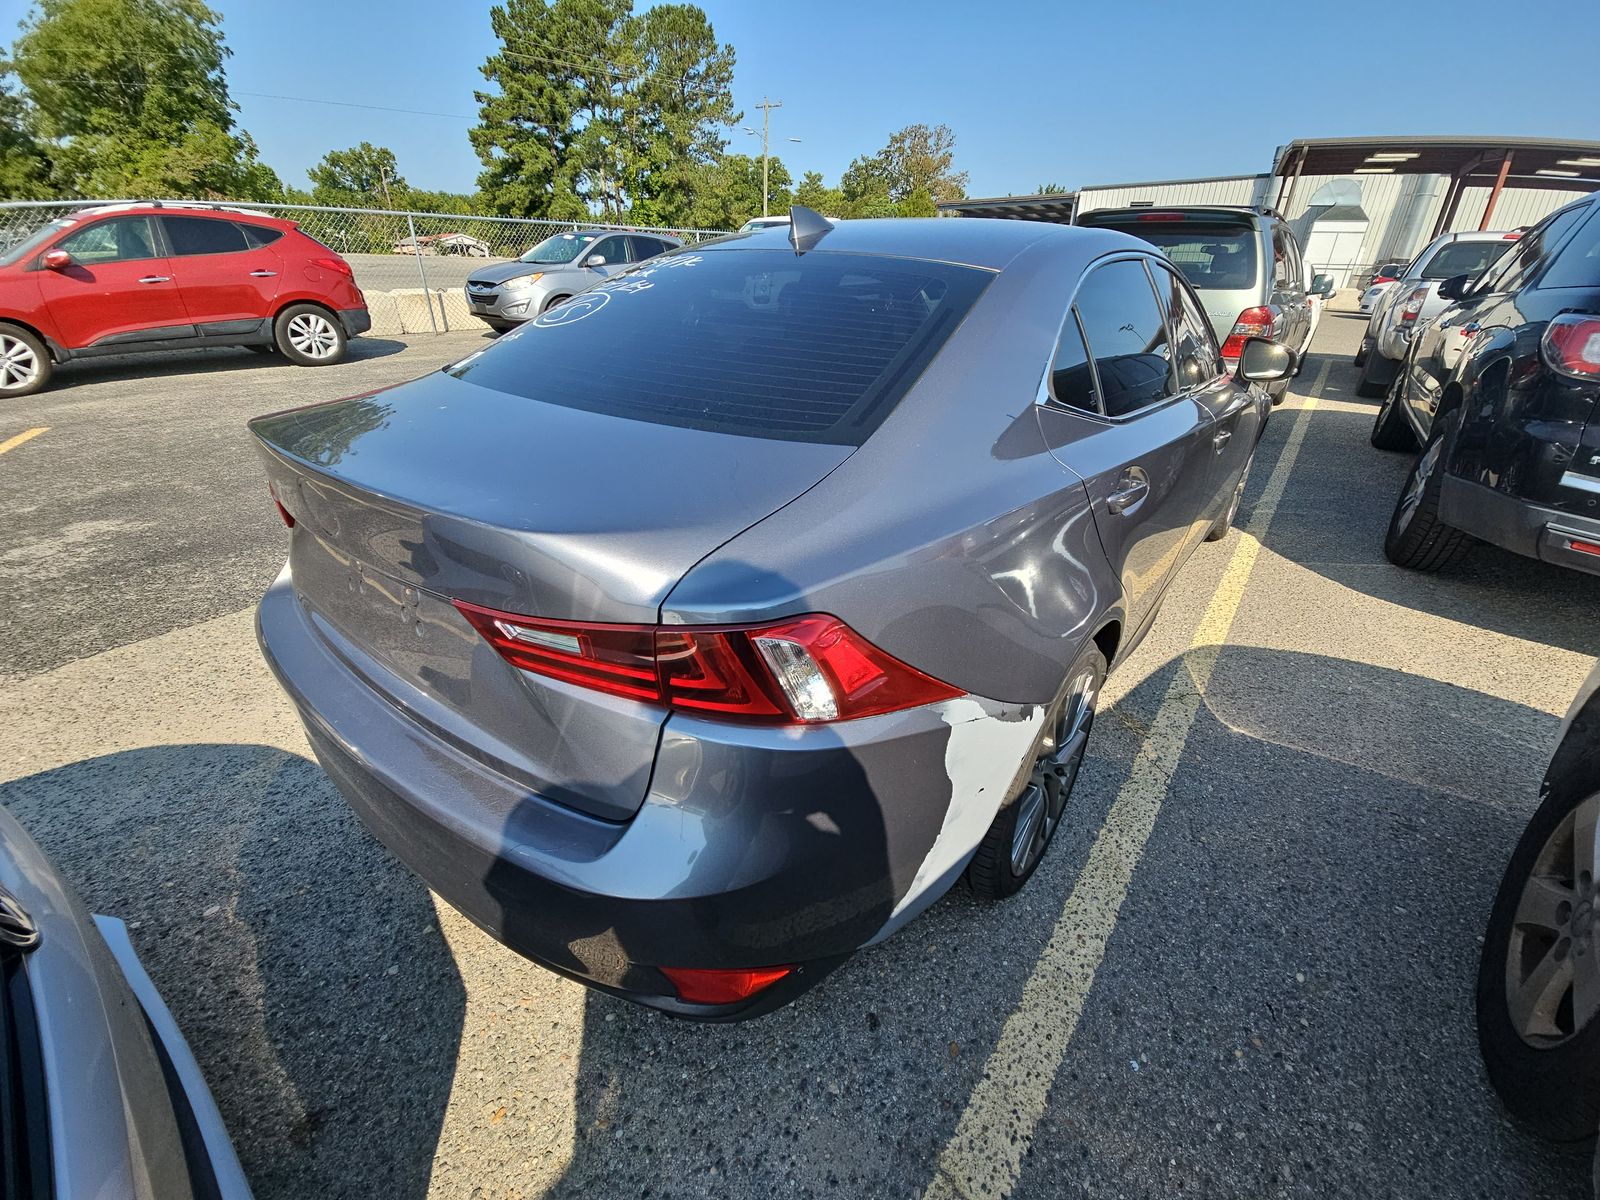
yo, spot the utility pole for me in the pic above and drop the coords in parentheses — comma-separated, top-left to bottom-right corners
(754, 97, 782, 217)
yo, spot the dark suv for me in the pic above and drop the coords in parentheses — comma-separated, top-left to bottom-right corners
(1373, 192, 1600, 577)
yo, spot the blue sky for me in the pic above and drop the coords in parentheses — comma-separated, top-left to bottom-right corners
(4, 0, 1597, 198)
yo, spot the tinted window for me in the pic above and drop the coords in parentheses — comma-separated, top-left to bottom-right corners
(57, 216, 157, 264)
(1104, 223, 1259, 291)
(1074, 259, 1177, 418)
(1479, 204, 1588, 295)
(240, 223, 285, 248)
(590, 236, 629, 264)
(447, 248, 991, 444)
(163, 216, 248, 256)
(1048, 311, 1096, 412)
(1419, 239, 1513, 281)
(1156, 264, 1220, 388)
(628, 236, 666, 261)
(1536, 205, 1600, 290)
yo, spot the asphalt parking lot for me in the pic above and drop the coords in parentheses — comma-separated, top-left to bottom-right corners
(1, 309, 1596, 1199)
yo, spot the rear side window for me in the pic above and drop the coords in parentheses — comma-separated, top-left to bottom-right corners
(1047, 312, 1096, 412)
(446, 248, 992, 444)
(1536, 205, 1600, 290)
(1073, 258, 1177, 418)
(1100, 222, 1259, 292)
(1418, 239, 1512, 281)
(628, 235, 667, 261)
(1479, 204, 1589, 295)
(163, 216, 248, 256)
(240, 223, 285, 248)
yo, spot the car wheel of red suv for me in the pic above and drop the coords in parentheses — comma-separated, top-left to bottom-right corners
(274, 305, 347, 367)
(0, 323, 52, 398)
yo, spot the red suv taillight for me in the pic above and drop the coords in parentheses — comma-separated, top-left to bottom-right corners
(452, 601, 964, 724)
(309, 255, 355, 278)
(1542, 314, 1600, 379)
(1220, 306, 1274, 364)
(1398, 285, 1429, 324)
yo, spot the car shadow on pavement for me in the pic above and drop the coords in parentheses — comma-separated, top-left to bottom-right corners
(530, 648, 1587, 1199)
(48, 336, 410, 390)
(1251, 402, 1599, 659)
(0, 743, 464, 1200)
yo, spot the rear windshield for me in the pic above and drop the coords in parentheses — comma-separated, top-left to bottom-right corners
(446, 248, 992, 444)
(1419, 239, 1510, 281)
(1087, 221, 1259, 291)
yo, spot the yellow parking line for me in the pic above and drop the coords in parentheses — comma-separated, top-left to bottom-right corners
(923, 373, 1327, 1200)
(0, 427, 48, 456)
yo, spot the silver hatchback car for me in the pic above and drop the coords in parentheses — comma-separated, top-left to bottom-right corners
(464, 228, 682, 331)
(253, 215, 1294, 1019)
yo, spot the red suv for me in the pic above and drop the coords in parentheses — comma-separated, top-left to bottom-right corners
(0, 203, 370, 397)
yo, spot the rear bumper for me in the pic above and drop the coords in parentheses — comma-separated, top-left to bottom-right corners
(256, 565, 1029, 1018)
(1439, 476, 1600, 577)
(337, 307, 371, 337)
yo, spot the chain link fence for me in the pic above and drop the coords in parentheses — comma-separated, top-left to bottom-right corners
(0, 199, 730, 335)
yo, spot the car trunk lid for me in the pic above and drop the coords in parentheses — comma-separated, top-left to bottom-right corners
(250, 370, 852, 819)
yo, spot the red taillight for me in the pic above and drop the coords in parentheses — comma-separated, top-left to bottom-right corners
(1219, 305, 1274, 363)
(452, 602, 964, 724)
(1542, 314, 1600, 379)
(1136, 212, 1186, 222)
(659, 965, 793, 1004)
(309, 255, 355, 278)
(268, 483, 295, 527)
(1374, 274, 1396, 285)
(1398, 285, 1429, 323)
(1570, 539, 1600, 557)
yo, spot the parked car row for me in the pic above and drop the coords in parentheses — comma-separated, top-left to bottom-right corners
(0, 202, 371, 396)
(1368, 189, 1600, 581)
(463, 228, 683, 331)
(1354, 228, 1524, 397)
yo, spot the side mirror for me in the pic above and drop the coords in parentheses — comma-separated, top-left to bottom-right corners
(1236, 336, 1296, 383)
(1437, 273, 1471, 302)
(1311, 273, 1335, 297)
(42, 248, 72, 270)
(584, 254, 607, 268)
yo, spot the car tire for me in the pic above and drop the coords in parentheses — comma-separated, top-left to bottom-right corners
(273, 304, 347, 366)
(0, 322, 53, 398)
(541, 294, 571, 314)
(1476, 779, 1600, 1144)
(1383, 414, 1473, 571)
(968, 643, 1106, 900)
(484, 318, 519, 334)
(1369, 381, 1418, 452)
(1206, 450, 1254, 541)
(1356, 351, 1389, 398)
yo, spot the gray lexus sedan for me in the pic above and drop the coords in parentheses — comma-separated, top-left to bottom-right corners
(463, 227, 682, 331)
(253, 213, 1293, 1018)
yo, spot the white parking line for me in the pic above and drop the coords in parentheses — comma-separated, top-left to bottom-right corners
(922, 372, 1327, 1200)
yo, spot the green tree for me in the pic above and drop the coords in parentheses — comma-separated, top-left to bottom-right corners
(896, 188, 938, 218)
(1035, 182, 1070, 195)
(685, 152, 788, 229)
(0, 66, 50, 198)
(792, 169, 843, 217)
(307, 142, 405, 207)
(10, 0, 280, 199)
(470, 0, 736, 222)
(881, 123, 967, 204)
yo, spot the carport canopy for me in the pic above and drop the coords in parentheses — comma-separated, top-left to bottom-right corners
(1271, 135, 1600, 237)
(937, 192, 1076, 223)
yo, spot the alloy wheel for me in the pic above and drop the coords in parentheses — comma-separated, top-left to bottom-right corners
(1394, 435, 1444, 537)
(1010, 670, 1098, 876)
(0, 333, 40, 392)
(286, 312, 340, 359)
(1506, 790, 1600, 1046)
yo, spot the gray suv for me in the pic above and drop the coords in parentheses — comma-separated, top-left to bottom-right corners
(464, 228, 681, 331)
(1077, 205, 1330, 402)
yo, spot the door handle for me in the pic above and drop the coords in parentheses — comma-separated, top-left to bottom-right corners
(138, 275, 170, 284)
(1213, 429, 1233, 454)
(1105, 472, 1151, 516)
(248, 269, 278, 278)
